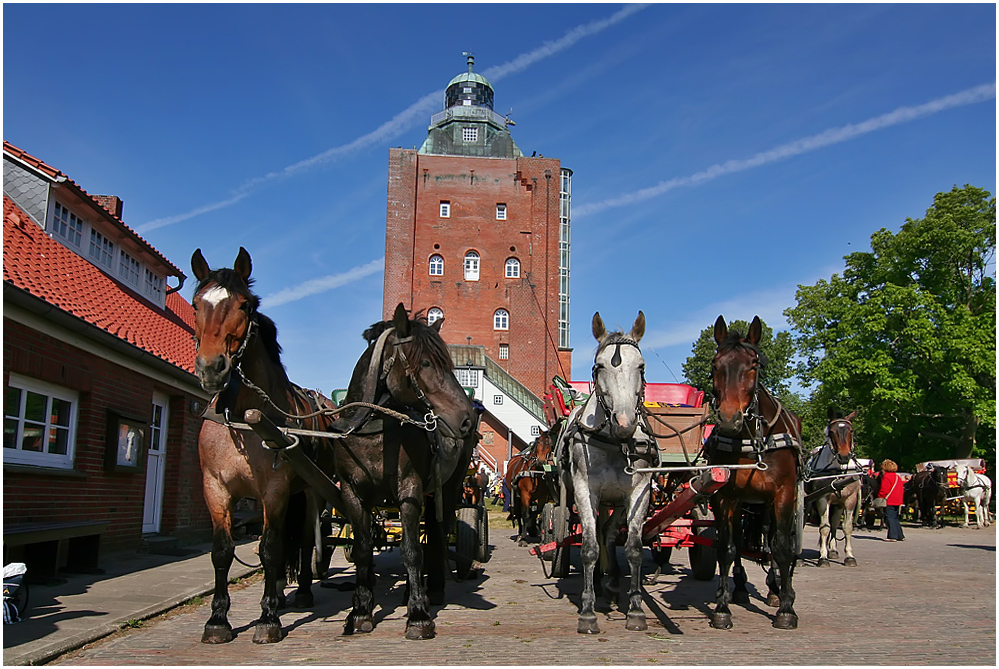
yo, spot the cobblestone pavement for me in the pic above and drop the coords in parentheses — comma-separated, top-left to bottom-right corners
(50, 522, 994, 666)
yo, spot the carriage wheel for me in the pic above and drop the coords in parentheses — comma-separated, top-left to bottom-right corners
(551, 505, 571, 578)
(454, 506, 479, 580)
(313, 513, 336, 578)
(475, 506, 490, 563)
(688, 507, 717, 581)
(651, 545, 673, 567)
(794, 480, 805, 556)
(539, 502, 556, 561)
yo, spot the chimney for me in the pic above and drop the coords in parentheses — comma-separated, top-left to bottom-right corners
(94, 195, 123, 219)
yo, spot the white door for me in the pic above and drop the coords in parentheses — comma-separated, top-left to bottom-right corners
(142, 393, 168, 534)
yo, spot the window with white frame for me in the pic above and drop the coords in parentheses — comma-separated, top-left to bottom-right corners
(429, 254, 444, 276)
(493, 308, 509, 330)
(496, 203, 507, 220)
(464, 251, 480, 281)
(51, 202, 84, 248)
(531, 425, 541, 437)
(89, 229, 115, 268)
(499, 343, 509, 359)
(144, 268, 164, 303)
(4, 374, 78, 469)
(440, 201, 451, 218)
(462, 127, 478, 143)
(455, 367, 479, 388)
(505, 257, 520, 278)
(427, 307, 444, 325)
(119, 249, 140, 287)
(493, 395, 503, 406)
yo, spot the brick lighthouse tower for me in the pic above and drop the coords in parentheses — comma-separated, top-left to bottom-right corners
(383, 54, 572, 401)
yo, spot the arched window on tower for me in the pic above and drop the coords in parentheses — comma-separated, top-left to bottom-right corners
(464, 251, 480, 281)
(493, 309, 509, 331)
(427, 307, 444, 326)
(429, 254, 444, 276)
(505, 257, 520, 278)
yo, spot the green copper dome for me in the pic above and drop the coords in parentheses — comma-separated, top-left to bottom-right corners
(445, 53, 494, 110)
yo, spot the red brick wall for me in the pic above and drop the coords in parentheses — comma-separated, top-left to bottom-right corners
(384, 149, 570, 398)
(476, 411, 529, 474)
(3, 319, 210, 555)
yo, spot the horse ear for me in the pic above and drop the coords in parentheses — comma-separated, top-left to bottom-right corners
(747, 316, 762, 345)
(630, 310, 645, 343)
(234, 247, 252, 282)
(713, 315, 728, 345)
(827, 407, 837, 421)
(431, 317, 444, 333)
(592, 312, 606, 342)
(393, 303, 410, 336)
(846, 410, 857, 421)
(191, 249, 210, 282)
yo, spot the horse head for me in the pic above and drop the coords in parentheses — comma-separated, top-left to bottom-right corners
(191, 247, 271, 394)
(710, 315, 766, 437)
(955, 464, 972, 489)
(366, 303, 476, 440)
(590, 310, 646, 441)
(826, 409, 857, 465)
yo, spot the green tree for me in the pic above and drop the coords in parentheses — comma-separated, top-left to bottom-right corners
(681, 317, 797, 406)
(785, 185, 996, 470)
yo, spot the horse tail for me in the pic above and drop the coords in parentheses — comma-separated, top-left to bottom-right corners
(283, 490, 308, 584)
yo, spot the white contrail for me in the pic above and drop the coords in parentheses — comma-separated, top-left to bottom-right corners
(574, 82, 997, 218)
(135, 5, 649, 234)
(260, 257, 384, 309)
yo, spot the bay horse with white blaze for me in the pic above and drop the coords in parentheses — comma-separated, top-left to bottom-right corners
(708, 315, 802, 630)
(804, 410, 861, 567)
(191, 247, 336, 644)
(557, 311, 655, 635)
(332, 304, 478, 639)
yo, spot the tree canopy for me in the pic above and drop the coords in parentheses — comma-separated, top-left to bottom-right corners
(785, 185, 996, 470)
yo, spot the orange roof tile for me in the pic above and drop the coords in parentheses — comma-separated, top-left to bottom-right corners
(3, 140, 183, 279)
(4, 195, 196, 374)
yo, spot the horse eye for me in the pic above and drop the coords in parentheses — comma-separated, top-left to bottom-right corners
(421, 359, 432, 368)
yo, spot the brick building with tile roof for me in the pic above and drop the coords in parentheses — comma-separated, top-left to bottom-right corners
(3, 141, 212, 577)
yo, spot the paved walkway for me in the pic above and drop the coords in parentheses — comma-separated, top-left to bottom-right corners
(3, 521, 995, 666)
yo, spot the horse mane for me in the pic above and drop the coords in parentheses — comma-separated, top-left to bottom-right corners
(362, 311, 454, 373)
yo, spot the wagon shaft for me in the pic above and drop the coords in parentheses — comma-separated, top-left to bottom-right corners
(642, 467, 729, 543)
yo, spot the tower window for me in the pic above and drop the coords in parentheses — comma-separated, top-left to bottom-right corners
(464, 251, 480, 281)
(493, 309, 509, 331)
(499, 343, 509, 360)
(429, 254, 444, 276)
(427, 307, 444, 325)
(462, 127, 478, 143)
(496, 203, 507, 220)
(505, 258, 520, 279)
(440, 201, 450, 218)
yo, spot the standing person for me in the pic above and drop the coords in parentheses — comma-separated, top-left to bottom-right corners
(877, 459, 906, 542)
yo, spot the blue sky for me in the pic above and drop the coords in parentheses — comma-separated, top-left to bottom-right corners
(4, 3, 995, 396)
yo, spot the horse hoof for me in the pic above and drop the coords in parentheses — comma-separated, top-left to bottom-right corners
(767, 593, 781, 608)
(344, 615, 374, 635)
(428, 590, 445, 606)
(710, 613, 733, 630)
(405, 621, 436, 640)
(201, 624, 233, 644)
(577, 615, 600, 634)
(773, 613, 798, 630)
(293, 590, 314, 608)
(732, 590, 750, 605)
(626, 613, 648, 631)
(844, 557, 858, 567)
(817, 558, 829, 567)
(252, 622, 283, 644)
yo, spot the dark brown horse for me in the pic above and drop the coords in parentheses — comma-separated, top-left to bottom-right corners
(191, 247, 336, 644)
(504, 431, 555, 545)
(333, 304, 478, 639)
(905, 466, 948, 527)
(707, 315, 802, 630)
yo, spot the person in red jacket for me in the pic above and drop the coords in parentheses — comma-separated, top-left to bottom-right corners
(877, 459, 906, 541)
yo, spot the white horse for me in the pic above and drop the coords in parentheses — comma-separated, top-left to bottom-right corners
(955, 464, 992, 529)
(558, 311, 655, 635)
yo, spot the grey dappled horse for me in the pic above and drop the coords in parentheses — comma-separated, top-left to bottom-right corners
(559, 311, 656, 635)
(805, 410, 861, 567)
